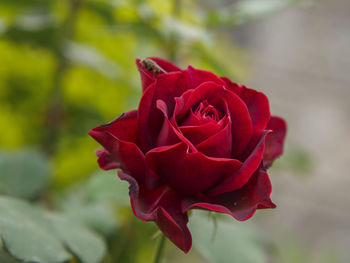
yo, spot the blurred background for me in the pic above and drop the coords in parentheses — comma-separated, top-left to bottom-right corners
(0, 0, 349, 262)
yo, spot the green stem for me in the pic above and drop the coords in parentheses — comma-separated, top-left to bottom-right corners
(41, 0, 82, 155)
(173, 0, 181, 17)
(153, 234, 166, 263)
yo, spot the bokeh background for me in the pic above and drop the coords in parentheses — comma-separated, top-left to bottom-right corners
(0, 0, 349, 262)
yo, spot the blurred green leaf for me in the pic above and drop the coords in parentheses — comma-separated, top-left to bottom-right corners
(59, 170, 129, 237)
(0, 196, 70, 263)
(190, 211, 267, 263)
(60, 169, 130, 206)
(85, 170, 130, 205)
(0, 150, 51, 199)
(47, 213, 106, 263)
(63, 203, 118, 237)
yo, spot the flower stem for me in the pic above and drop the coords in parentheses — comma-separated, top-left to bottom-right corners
(153, 234, 166, 263)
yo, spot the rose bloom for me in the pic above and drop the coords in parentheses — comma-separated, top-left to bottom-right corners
(89, 57, 286, 252)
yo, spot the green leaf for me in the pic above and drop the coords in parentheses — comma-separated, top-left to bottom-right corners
(0, 196, 70, 263)
(0, 150, 51, 199)
(189, 211, 267, 263)
(47, 214, 106, 263)
(85, 170, 130, 205)
(64, 202, 118, 236)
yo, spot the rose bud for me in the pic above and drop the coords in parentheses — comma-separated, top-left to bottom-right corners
(89, 57, 287, 253)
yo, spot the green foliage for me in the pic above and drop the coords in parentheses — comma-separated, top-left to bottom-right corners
(0, 196, 70, 263)
(190, 211, 267, 263)
(0, 150, 50, 199)
(47, 214, 106, 263)
(0, 196, 107, 263)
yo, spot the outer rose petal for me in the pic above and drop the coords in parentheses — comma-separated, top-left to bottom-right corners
(182, 170, 276, 221)
(146, 142, 242, 196)
(221, 77, 271, 157)
(263, 116, 287, 168)
(118, 171, 192, 252)
(136, 57, 181, 92)
(95, 149, 120, 170)
(89, 110, 146, 182)
(208, 130, 270, 196)
(185, 65, 226, 89)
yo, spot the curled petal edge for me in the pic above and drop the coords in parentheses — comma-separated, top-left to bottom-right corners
(117, 171, 192, 253)
(182, 170, 276, 221)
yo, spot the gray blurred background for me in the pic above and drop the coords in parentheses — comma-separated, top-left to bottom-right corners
(239, 0, 350, 261)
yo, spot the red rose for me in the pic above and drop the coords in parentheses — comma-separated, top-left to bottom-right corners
(89, 57, 286, 252)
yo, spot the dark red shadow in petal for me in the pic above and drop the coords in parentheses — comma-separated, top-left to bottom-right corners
(263, 116, 287, 169)
(182, 170, 276, 221)
(95, 149, 120, 170)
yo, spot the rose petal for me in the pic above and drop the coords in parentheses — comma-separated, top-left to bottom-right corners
(156, 208, 192, 253)
(146, 142, 242, 196)
(179, 120, 224, 145)
(182, 169, 276, 221)
(208, 130, 270, 196)
(100, 110, 138, 141)
(172, 81, 253, 157)
(156, 100, 197, 151)
(185, 65, 226, 89)
(136, 57, 181, 92)
(137, 72, 191, 151)
(89, 111, 146, 182)
(196, 119, 232, 158)
(95, 149, 120, 170)
(118, 171, 192, 252)
(222, 77, 270, 157)
(263, 116, 287, 168)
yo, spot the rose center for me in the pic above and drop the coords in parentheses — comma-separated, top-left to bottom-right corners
(195, 100, 220, 122)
